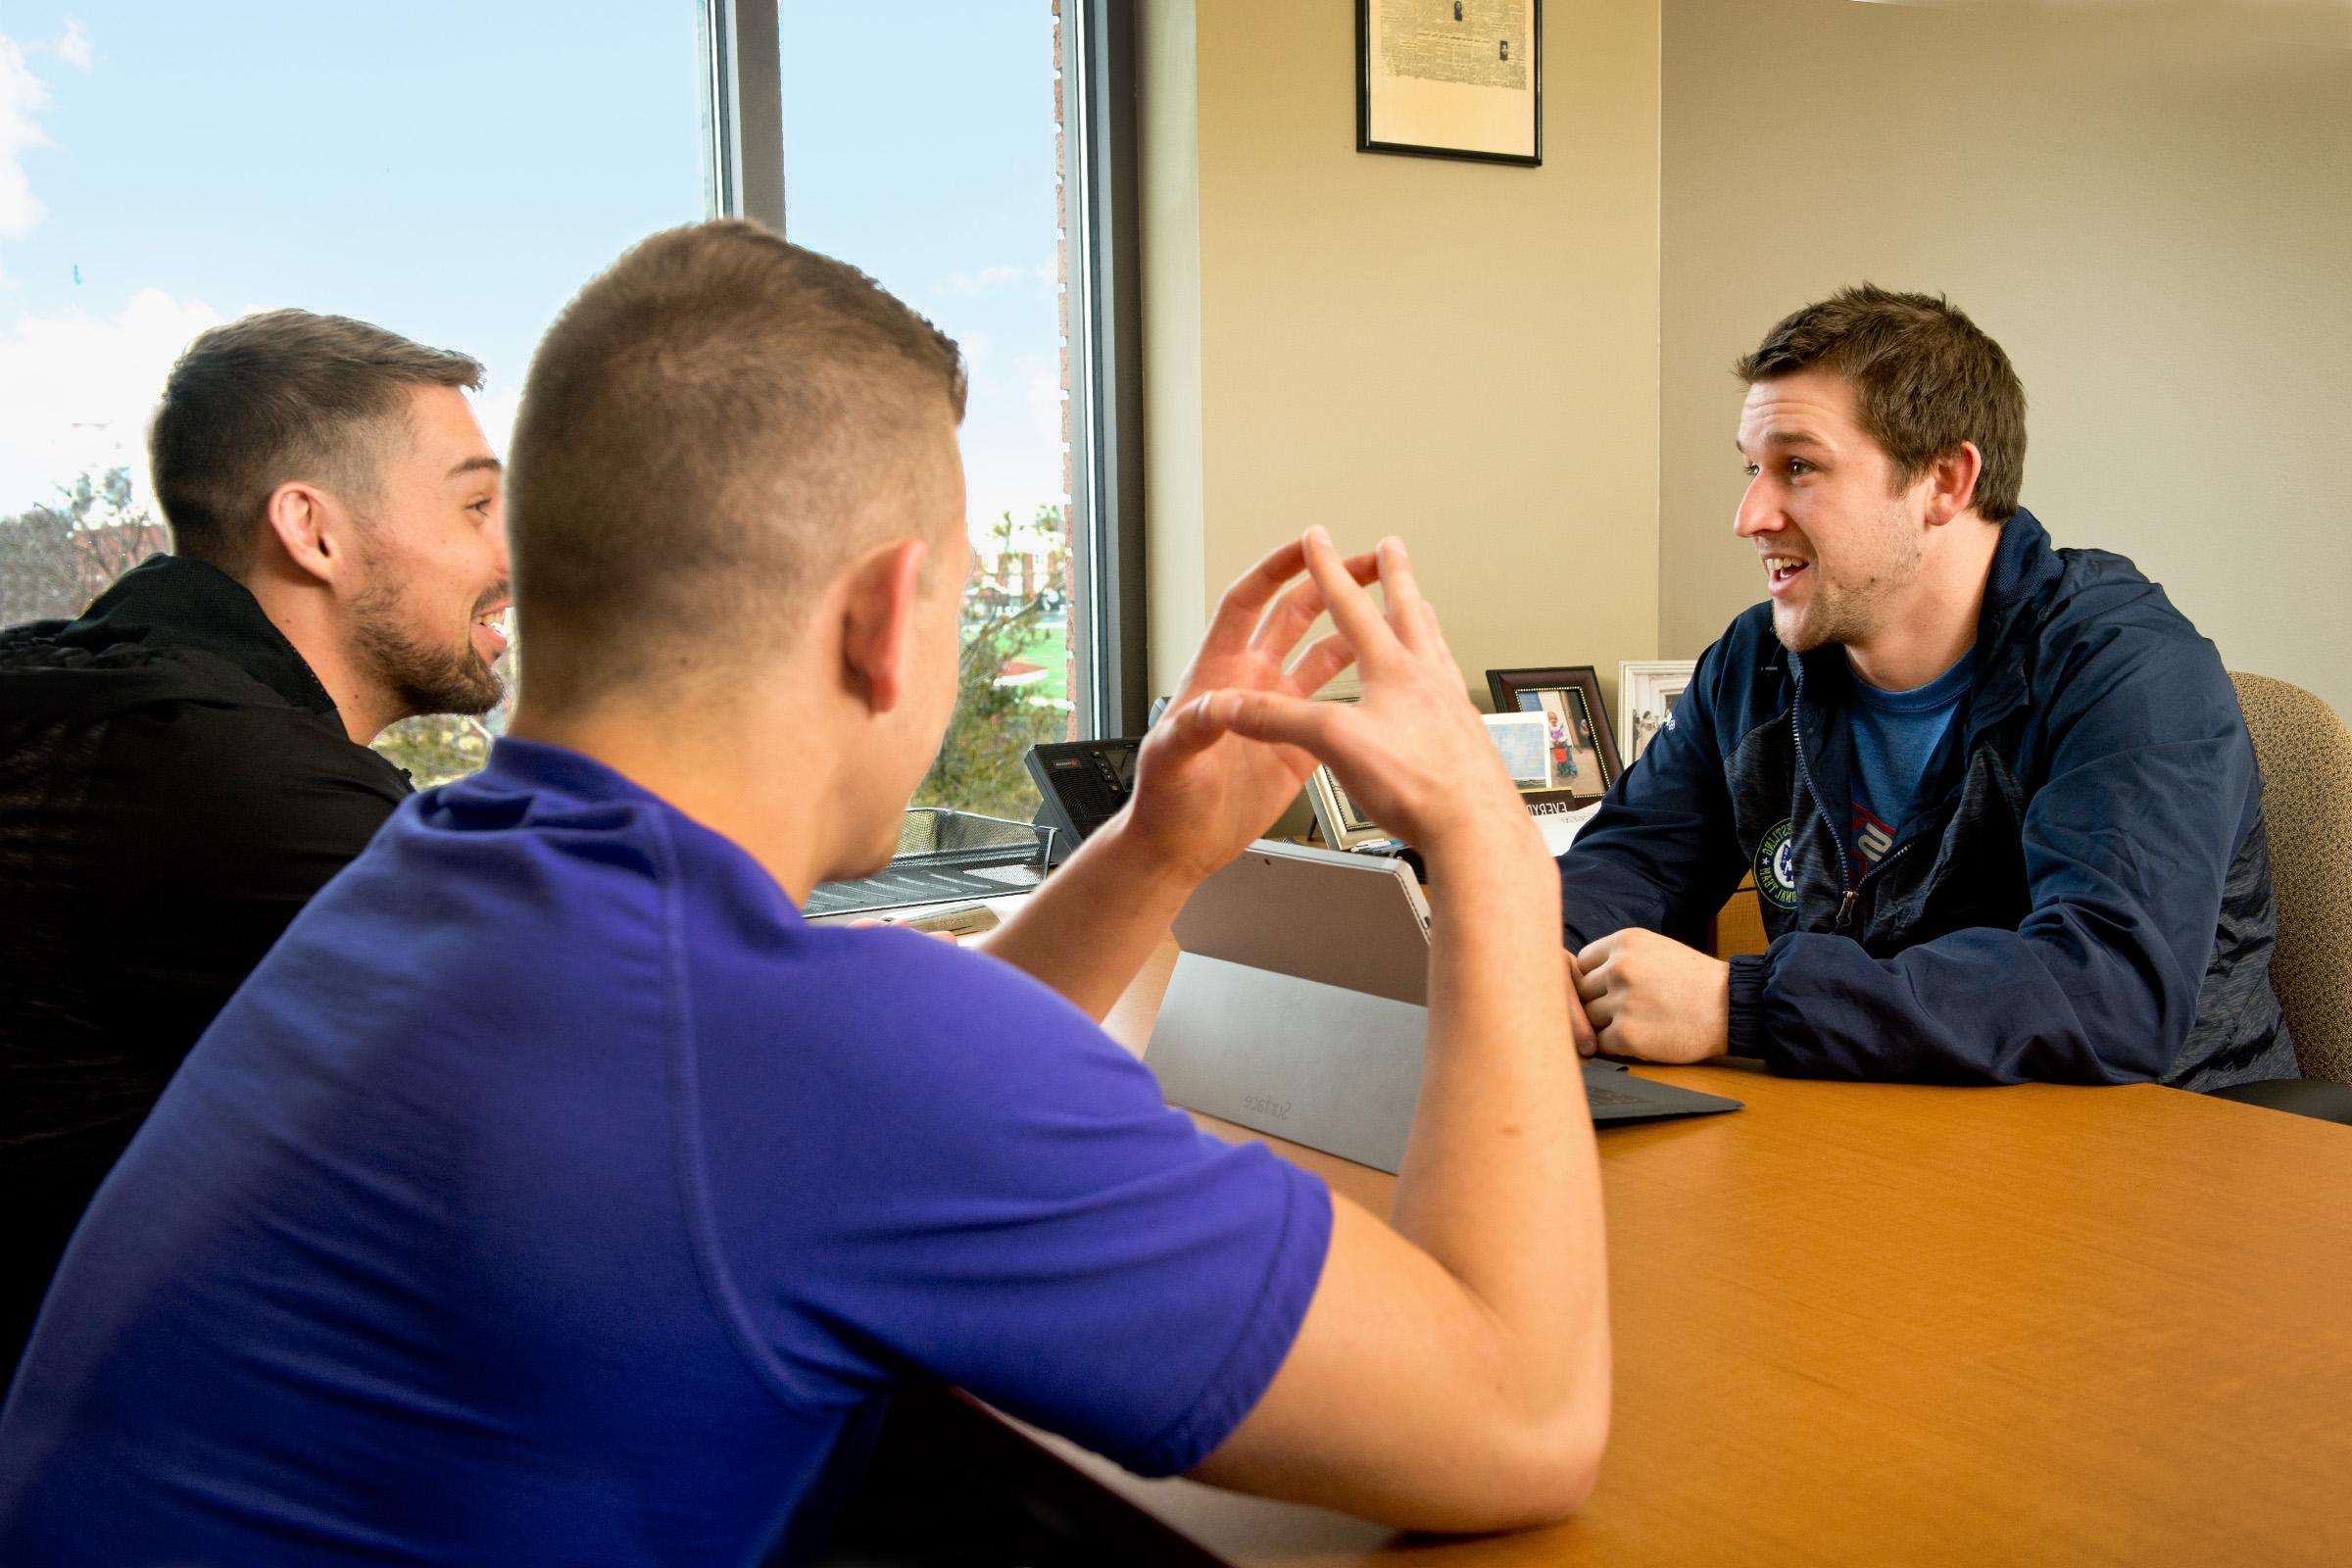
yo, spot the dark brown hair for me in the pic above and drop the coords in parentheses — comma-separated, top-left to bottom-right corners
(149, 309, 483, 573)
(1735, 284, 2027, 522)
(505, 220, 968, 710)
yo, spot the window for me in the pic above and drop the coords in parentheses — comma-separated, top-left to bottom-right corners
(773, 1, 1079, 826)
(0, 4, 1139, 816)
(0, 3, 703, 783)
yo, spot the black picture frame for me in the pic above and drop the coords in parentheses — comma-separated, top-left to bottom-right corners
(1356, 0, 1542, 168)
(1486, 665, 1620, 806)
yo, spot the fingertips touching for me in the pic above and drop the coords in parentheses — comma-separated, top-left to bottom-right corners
(1299, 530, 1390, 646)
(1247, 534, 1308, 585)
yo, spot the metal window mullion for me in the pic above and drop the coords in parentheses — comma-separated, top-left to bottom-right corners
(1064, 0, 1148, 739)
(699, 0, 786, 230)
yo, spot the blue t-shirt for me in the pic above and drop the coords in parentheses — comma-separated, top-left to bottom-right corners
(0, 740, 1332, 1566)
(1845, 650, 1974, 866)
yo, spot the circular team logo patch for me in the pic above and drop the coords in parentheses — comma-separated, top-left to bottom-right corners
(1755, 818, 1799, 909)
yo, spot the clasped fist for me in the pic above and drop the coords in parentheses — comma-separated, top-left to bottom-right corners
(1572, 928, 1731, 1064)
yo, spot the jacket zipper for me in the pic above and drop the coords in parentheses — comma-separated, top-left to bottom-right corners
(1791, 692, 1931, 930)
(1852, 840, 1919, 928)
(1788, 697, 1857, 926)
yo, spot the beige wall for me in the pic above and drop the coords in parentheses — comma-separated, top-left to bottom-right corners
(1142, 0, 1663, 716)
(1659, 0, 2352, 717)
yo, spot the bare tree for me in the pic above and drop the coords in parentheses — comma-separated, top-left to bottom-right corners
(0, 468, 170, 627)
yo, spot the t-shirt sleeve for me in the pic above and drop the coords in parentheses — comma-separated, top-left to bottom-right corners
(686, 927, 1334, 1477)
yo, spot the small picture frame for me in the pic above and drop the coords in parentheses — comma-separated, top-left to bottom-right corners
(1304, 765, 1391, 851)
(1618, 660, 1698, 767)
(1482, 711, 1553, 789)
(1301, 695, 1393, 850)
(1485, 666, 1620, 806)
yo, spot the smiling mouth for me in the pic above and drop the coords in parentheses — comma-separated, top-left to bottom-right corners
(471, 607, 512, 659)
(1763, 555, 1810, 592)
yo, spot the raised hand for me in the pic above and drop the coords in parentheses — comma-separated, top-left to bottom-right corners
(983, 527, 1544, 1026)
(1171, 529, 1532, 859)
(1117, 535, 1379, 883)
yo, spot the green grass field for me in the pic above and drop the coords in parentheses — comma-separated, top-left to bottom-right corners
(1004, 621, 1069, 702)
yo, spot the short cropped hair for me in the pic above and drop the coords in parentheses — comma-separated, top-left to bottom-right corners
(505, 220, 967, 710)
(1735, 285, 2028, 523)
(150, 310, 483, 573)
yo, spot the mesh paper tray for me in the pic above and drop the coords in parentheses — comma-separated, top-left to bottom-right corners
(803, 808, 1056, 918)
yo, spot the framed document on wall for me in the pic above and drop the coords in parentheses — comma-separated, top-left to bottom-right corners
(1357, 0, 1542, 167)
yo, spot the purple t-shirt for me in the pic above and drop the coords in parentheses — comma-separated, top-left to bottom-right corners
(0, 739, 1331, 1565)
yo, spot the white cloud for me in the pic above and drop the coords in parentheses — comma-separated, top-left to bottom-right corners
(0, 288, 223, 515)
(940, 263, 1032, 298)
(956, 351, 1068, 541)
(56, 20, 91, 70)
(0, 35, 53, 238)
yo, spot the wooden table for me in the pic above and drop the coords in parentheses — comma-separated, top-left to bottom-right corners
(1010, 944, 2352, 1567)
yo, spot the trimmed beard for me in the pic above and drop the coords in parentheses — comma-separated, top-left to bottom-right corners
(351, 579, 507, 721)
(1771, 502, 1922, 656)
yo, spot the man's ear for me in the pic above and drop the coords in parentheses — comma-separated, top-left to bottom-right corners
(838, 537, 931, 715)
(262, 481, 354, 588)
(1922, 441, 1985, 528)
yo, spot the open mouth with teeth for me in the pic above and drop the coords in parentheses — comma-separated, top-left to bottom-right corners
(1763, 555, 1811, 595)
(471, 607, 513, 661)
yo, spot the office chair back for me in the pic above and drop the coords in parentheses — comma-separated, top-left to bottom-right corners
(2230, 671, 2352, 1087)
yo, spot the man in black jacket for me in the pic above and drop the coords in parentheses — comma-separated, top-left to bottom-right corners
(0, 310, 511, 1374)
(1563, 286, 2292, 1089)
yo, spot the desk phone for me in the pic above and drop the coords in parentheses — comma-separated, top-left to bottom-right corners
(1025, 738, 1143, 858)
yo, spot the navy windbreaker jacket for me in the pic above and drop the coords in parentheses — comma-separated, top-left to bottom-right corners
(1559, 510, 2294, 1091)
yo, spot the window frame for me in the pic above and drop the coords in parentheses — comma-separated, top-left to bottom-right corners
(1059, 0, 1150, 739)
(698, 0, 787, 228)
(702, 1, 1146, 741)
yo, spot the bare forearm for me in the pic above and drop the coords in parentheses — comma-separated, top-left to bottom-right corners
(1165, 533, 1610, 1527)
(980, 811, 1200, 1020)
(1392, 813, 1609, 1414)
(1190, 813, 1611, 1527)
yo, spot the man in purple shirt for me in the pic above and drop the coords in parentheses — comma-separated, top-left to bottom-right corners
(0, 223, 1611, 1564)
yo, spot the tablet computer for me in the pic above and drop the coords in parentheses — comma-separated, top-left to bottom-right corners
(1148, 840, 1741, 1172)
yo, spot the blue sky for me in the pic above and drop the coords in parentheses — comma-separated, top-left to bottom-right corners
(0, 3, 1065, 542)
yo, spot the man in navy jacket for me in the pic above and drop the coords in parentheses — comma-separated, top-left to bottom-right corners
(1564, 286, 2292, 1089)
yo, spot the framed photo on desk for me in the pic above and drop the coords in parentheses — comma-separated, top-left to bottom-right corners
(1486, 665, 1619, 807)
(1300, 695, 1395, 851)
(1304, 765, 1393, 851)
(1618, 658, 1698, 766)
